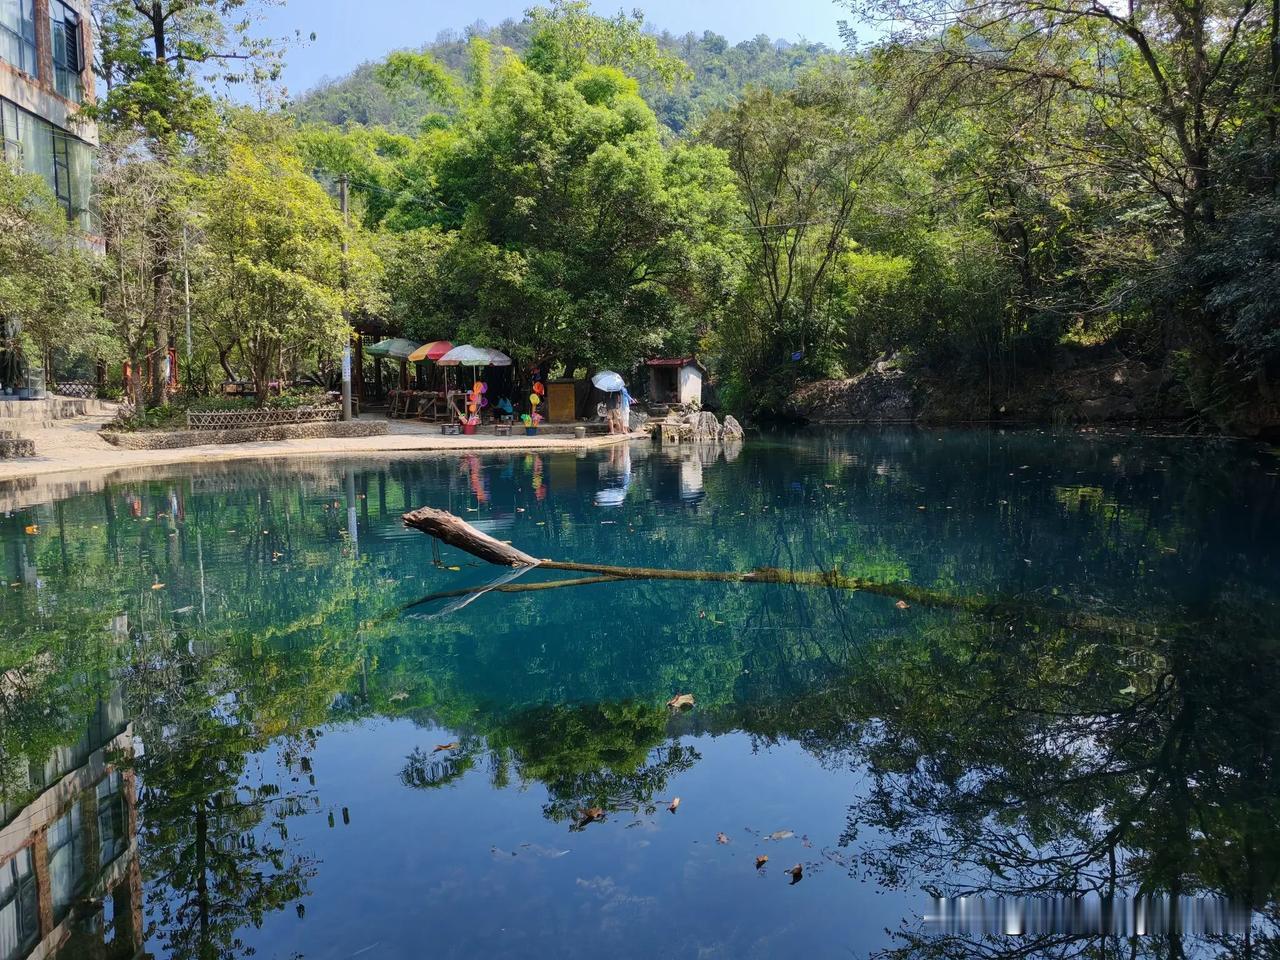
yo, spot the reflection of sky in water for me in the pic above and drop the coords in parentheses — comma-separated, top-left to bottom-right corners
(0, 428, 1277, 959)
(278, 720, 885, 960)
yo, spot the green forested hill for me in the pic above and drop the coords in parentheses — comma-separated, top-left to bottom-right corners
(291, 22, 831, 135)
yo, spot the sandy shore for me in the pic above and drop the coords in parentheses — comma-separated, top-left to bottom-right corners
(0, 410, 645, 486)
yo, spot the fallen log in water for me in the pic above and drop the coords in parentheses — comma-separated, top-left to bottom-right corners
(401, 507, 1157, 635)
(403, 507, 540, 566)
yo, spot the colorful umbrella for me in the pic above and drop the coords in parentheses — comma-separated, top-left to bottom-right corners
(365, 338, 423, 360)
(407, 340, 454, 363)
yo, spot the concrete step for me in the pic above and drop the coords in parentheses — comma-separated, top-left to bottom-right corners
(0, 397, 94, 424)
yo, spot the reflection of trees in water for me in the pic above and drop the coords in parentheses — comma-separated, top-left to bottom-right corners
(118, 616, 330, 960)
(399, 703, 700, 828)
(733, 596, 1280, 960)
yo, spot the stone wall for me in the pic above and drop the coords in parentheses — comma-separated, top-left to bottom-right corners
(0, 438, 37, 459)
(101, 421, 389, 450)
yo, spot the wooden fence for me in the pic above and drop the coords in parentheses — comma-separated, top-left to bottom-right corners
(185, 405, 342, 430)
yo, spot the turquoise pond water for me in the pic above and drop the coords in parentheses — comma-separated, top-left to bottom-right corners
(0, 428, 1278, 959)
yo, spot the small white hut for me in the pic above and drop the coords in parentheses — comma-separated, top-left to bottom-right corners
(645, 357, 705, 407)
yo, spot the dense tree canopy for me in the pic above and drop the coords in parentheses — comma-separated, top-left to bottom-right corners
(0, 0, 1272, 433)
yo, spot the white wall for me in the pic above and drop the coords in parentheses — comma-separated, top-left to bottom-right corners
(678, 365, 703, 406)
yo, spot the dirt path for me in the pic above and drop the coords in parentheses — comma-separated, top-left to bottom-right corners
(0, 411, 644, 486)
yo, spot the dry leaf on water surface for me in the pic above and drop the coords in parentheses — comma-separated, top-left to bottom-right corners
(23, 525, 38, 536)
(895, 600, 910, 610)
(433, 742, 459, 752)
(667, 693, 695, 710)
(786, 864, 803, 884)
(668, 797, 681, 813)
(755, 855, 769, 869)
(767, 830, 793, 841)
(388, 692, 408, 702)
(575, 806, 605, 828)
(716, 832, 729, 844)
(151, 583, 165, 590)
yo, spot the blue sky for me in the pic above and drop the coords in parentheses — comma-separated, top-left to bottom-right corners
(256, 0, 852, 97)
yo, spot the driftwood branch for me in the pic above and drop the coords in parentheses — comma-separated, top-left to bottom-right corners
(403, 507, 539, 566)
(401, 508, 1155, 635)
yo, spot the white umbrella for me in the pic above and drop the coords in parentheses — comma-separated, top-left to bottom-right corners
(591, 370, 625, 392)
(438, 344, 492, 366)
(482, 348, 512, 367)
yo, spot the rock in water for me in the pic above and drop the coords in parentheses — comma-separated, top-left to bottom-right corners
(722, 415, 744, 440)
(687, 411, 722, 441)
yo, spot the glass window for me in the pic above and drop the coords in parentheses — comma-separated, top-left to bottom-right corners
(48, 802, 86, 922)
(49, 0, 83, 103)
(0, 848, 39, 960)
(0, 97, 94, 229)
(0, 0, 37, 76)
(96, 771, 127, 867)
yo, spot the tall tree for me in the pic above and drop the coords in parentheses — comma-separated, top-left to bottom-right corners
(703, 62, 894, 389)
(194, 121, 379, 401)
(845, 0, 1269, 241)
(90, 0, 286, 407)
(0, 166, 102, 388)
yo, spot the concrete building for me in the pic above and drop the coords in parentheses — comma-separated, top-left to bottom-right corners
(0, 0, 97, 233)
(0, 687, 143, 960)
(645, 357, 705, 408)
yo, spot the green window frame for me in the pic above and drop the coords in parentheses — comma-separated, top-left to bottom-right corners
(49, 0, 83, 103)
(0, 0, 38, 76)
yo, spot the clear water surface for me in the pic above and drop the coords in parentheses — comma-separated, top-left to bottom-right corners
(0, 428, 1277, 960)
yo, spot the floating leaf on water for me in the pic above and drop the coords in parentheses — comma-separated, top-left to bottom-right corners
(716, 832, 729, 844)
(151, 583, 165, 590)
(575, 806, 605, 828)
(23, 525, 38, 535)
(433, 742, 459, 752)
(786, 863, 803, 884)
(755, 855, 769, 869)
(1118, 685, 1137, 695)
(668, 797, 681, 813)
(895, 600, 910, 610)
(446, 565, 461, 572)
(667, 693, 695, 710)
(767, 830, 794, 841)
(388, 692, 408, 702)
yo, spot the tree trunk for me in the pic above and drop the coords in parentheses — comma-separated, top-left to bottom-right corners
(403, 507, 540, 565)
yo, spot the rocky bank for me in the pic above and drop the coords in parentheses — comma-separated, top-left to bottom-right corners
(782, 349, 1280, 439)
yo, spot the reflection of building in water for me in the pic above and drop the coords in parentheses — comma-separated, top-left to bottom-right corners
(649, 445, 725, 506)
(0, 690, 142, 960)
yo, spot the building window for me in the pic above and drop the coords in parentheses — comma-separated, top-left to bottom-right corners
(48, 802, 86, 923)
(49, 0, 83, 102)
(0, 847, 40, 960)
(1, 97, 94, 231)
(96, 771, 128, 867)
(0, 0, 38, 76)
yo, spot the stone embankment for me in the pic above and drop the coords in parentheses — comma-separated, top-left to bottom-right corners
(101, 420, 390, 450)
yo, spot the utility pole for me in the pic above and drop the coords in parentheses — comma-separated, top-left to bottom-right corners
(183, 224, 192, 361)
(339, 175, 353, 421)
